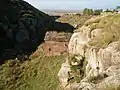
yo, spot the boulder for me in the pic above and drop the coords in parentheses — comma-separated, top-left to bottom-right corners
(58, 58, 71, 88)
(91, 29, 102, 38)
(68, 26, 91, 56)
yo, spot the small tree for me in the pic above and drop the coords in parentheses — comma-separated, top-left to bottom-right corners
(116, 6, 120, 9)
(116, 6, 120, 12)
(93, 10, 100, 15)
(83, 8, 88, 15)
(89, 9, 94, 15)
(83, 8, 103, 15)
(83, 8, 93, 15)
(93, 9, 103, 15)
(104, 9, 112, 12)
(113, 9, 118, 13)
(99, 9, 103, 12)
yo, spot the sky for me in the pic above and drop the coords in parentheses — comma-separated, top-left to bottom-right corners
(25, 0, 120, 11)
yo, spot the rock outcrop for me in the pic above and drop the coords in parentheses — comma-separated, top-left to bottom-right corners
(58, 13, 120, 90)
(45, 31, 72, 42)
(68, 26, 91, 56)
(58, 59, 71, 89)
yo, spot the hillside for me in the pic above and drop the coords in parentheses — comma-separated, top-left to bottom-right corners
(58, 13, 120, 90)
(0, 0, 53, 60)
(0, 0, 73, 90)
(1, 0, 120, 90)
(56, 14, 92, 28)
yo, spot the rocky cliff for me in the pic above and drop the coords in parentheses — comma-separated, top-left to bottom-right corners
(58, 13, 120, 90)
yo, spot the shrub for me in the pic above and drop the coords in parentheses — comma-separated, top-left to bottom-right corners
(83, 8, 102, 15)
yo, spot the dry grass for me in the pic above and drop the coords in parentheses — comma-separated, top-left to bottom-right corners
(85, 13, 120, 48)
(98, 85, 120, 90)
(0, 52, 66, 90)
(57, 14, 92, 28)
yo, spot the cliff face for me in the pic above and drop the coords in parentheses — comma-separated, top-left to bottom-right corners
(58, 13, 120, 90)
(0, 0, 53, 59)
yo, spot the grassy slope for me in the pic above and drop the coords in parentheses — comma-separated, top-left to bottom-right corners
(56, 14, 92, 28)
(84, 13, 120, 48)
(0, 52, 66, 90)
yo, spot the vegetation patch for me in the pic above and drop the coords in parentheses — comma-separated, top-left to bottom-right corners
(67, 55, 88, 83)
(84, 14, 120, 48)
(56, 14, 92, 28)
(0, 53, 66, 90)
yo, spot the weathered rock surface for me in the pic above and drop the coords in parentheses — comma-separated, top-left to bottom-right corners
(58, 14, 120, 90)
(58, 59, 71, 88)
(45, 31, 72, 42)
(68, 26, 91, 56)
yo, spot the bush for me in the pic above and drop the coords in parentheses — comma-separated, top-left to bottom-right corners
(83, 8, 102, 15)
(93, 9, 102, 15)
(83, 8, 93, 15)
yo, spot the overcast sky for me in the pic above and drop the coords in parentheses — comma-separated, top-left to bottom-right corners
(24, 0, 120, 11)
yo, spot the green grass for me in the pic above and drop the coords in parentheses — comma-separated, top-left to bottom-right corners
(0, 53, 66, 90)
(67, 55, 88, 83)
(84, 13, 120, 48)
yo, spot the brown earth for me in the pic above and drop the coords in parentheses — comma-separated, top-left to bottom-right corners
(30, 31, 72, 56)
(40, 41, 68, 56)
